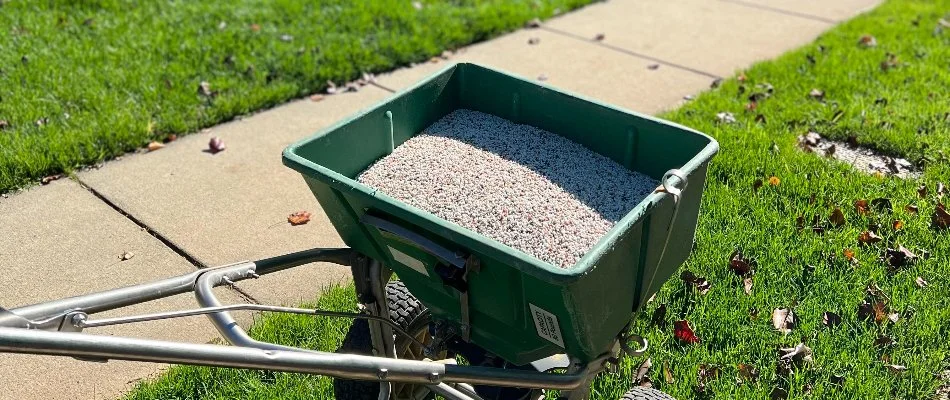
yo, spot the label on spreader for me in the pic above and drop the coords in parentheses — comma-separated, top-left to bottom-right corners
(529, 304, 564, 348)
(388, 246, 429, 277)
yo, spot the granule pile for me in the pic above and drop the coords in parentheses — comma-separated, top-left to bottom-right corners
(357, 109, 659, 268)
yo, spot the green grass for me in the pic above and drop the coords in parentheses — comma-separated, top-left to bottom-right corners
(0, 0, 593, 193)
(125, 0, 950, 398)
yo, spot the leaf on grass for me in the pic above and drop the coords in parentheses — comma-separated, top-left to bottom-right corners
(249, 23, 261, 32)
(716, 112, 736, 124)
(198, 81, 214, 97)
(755, 114, 767, 124)
(808, 88, 824, 100)
(753, 178, 764, 192)
(663, 361, 675, 384)
(858, 34, 877, 47)
(830, 207, 846, 227)
(208, 137, 226, 154)
(673, 320, 700, 344)
(822, 311, 841, 327)
(917, 184, 928, 198)
(858, 300, 898, 324)
(768, 176, 780, 186)
(843, 248, 856, 261)
(796, 215, 805, 230)
(871, 198, 892, 212)
(119, 251, 134, 261)
(729, 249, 756, 275)
(884, 246, 917, 270)
(635, 358, 653, 387)
(772, 308, 795, 334)
(681, 270, 711, 294)
(915, 276, 929, 288)
(652, 304, 667, 328)
(884, 364, 907, 375)
(745, 102, 757, 111)
(0, 120, 9, 130)
(858, 231, 882, 245)
(147, 141, 165, 152)
(932, 203, 950, 229)
(892, 220, 904, 231)
(874, 335, 894, 348)
(938, 182, 946, 198)
(830, 374, 846, 385)
(771, 387, 789, 400)
(743, 277, 753, 295)
(905, 204, 918, 214)
(855, 199, 870, 215)
(287, 211, 312, 226)
(737, 363, 759, 383)
(778, 342, 813, 367)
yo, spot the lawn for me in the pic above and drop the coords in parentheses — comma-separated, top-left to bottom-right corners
(0, 0, 592, 193)
(125, 0, 950, 399)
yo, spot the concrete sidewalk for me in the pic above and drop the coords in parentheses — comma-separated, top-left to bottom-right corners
(0, 0, 879, 398)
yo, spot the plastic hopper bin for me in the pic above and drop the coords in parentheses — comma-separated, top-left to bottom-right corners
(283, 63, 718, 365)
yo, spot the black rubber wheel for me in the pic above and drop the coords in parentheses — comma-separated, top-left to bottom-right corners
(619, 386, 676, 400)
(333, 280, 434, 400)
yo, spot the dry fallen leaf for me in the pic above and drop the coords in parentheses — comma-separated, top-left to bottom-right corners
(729, 249, 756, 276)
(858, 34, 877, 47)
(778, 342, 813, 366)
(737, 363, 759, 383)
(753, 178, 764, 192)
(917, 184, 928, 198)
(681, 270, 711, 294)
(855, 199, 870, 215)
(938, 182, 946, 198)
(843, 248, 856, 261)
(771, 387, 789, 400)
(119, 251, 134, 261)
(892, 220, 904, 231)
(830, 207, 846, 227)
(647, 64, 660, 70)
(858, 300, 898, 324)
(287, 211, 312, 226)
(822, 311, 841, 327)
(875, 334, 894, 348)
(768, 176, 781, 186)
(737, 73, 748, 82)
(593, 33, 605, 41)
(309, 94, 325, 102)
(808, 88, 825, 100)
(905, 204, 919, 214)
(858, 230, 883, 245)
(743, 277, 753, 295)
(527, 37, 540, 45)
(525, 18, 542, 28)
(885, 364, 907, 375)
(536, 74, 548, 81)
(635, 358, 653, 387)
(673, 320, 700, 344)
(932, 203, 950, 229)
(884, 245, 917, 270)
(871, 198, 893, 212)
(796, 215, 805, 230)
(915, 276, 928, 288)
(772, 308, 795, 334)
(249, 23, 261, 32)
(716, 112, 736, 124)
(198, 81, 214, 97)
(208, 137, 226, 154)
(41, 174, 63, 185)
(147, 141, 165, 152)
(830, 374, 846, 386)
(0, 120, 9, 130)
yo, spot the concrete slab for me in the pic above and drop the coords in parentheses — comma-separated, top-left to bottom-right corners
(0, 179, 247, 400)
(544, 0, 831, 77)
(723, 0, 881, 22)
(79, 88, 391, 306)
(374, 29, 712, 115)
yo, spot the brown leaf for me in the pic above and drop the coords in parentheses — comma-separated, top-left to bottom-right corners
(698, 363, 720, 382)
(885, 364, 907, 375)
(737, 363, 759, 383)
(932, 203, 950, 229)
(0, 120, 9, 130)
(884, 245, 917, 270)
(745, 102, 757, 111)
(808, 88, 825, 100)
(681, 270, 711, 294)
(875, 335, 894, 348)
(593, 33, 605, 41)
(651, 304, 667, 328)
(892, 220, 904, 231)
(737, 73, 748, 82)
(917, 184, 928, 198)
(119, 251, 134, 261)
(536, 74, 548, 81)
(753, 178, 764, 192)
(729, 250, 756, 276)
(527, 37, 540, 45)
(635, 358, 653, 387)
(754, 114, 767, 124)
(858, 300, 897, 324)
(772, 308, 795, 334)
(778, 342, 813, 366)
(165, 134, 178, 143)
(803, 131, 822, 146)
(830, 207, 846, 227)
(309, 94, 325, 102)
(673, 320, 700, 344)
(915, 276, 929, 288)
(663, 361, 675, 384)
(147, 141, 165, 152)
(830, 374, 846, 385)
(743, 277, 753, 295)
(843, 248, 856, 261)
(646, 64, 660, 70)
(525, 18, 542, 28)
(796, 215, 805, 230)
(858, 231, 882, 245)
(770, 387, 789, 400)
(768, 176, 781, 186)
(249, 23, 261, 32)
(939, 182, 946, 198)
(905, 204, 919, 214)
(208, 137, 226, 154)
(871, 198, 893, 213)
(822, 311, 841, 327)
(198, 81, 214, 97)
(866, 282, 888, 299)
(858, 34, 877, 47)
(287, 211, 312, 226)
(41, 174, 63, 185)
(855, 199, 870, 215)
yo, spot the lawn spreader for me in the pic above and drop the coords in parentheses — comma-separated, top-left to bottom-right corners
(0, 63, 717, 400)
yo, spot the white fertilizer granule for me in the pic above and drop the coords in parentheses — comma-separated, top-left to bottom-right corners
(357, 109, 659, 269)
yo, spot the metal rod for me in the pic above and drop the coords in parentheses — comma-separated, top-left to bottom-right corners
(0, 327, 598, 390)
(77, 304, 427, 350)
(427, 383, 477, 400)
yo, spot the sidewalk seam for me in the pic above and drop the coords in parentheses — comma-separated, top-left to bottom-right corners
(540, 26, 723, 80)
(74, 177, 262, 304)
(716, 0, 838, 24)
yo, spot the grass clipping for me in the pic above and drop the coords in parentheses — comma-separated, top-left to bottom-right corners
(358, 110, 658, 268)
